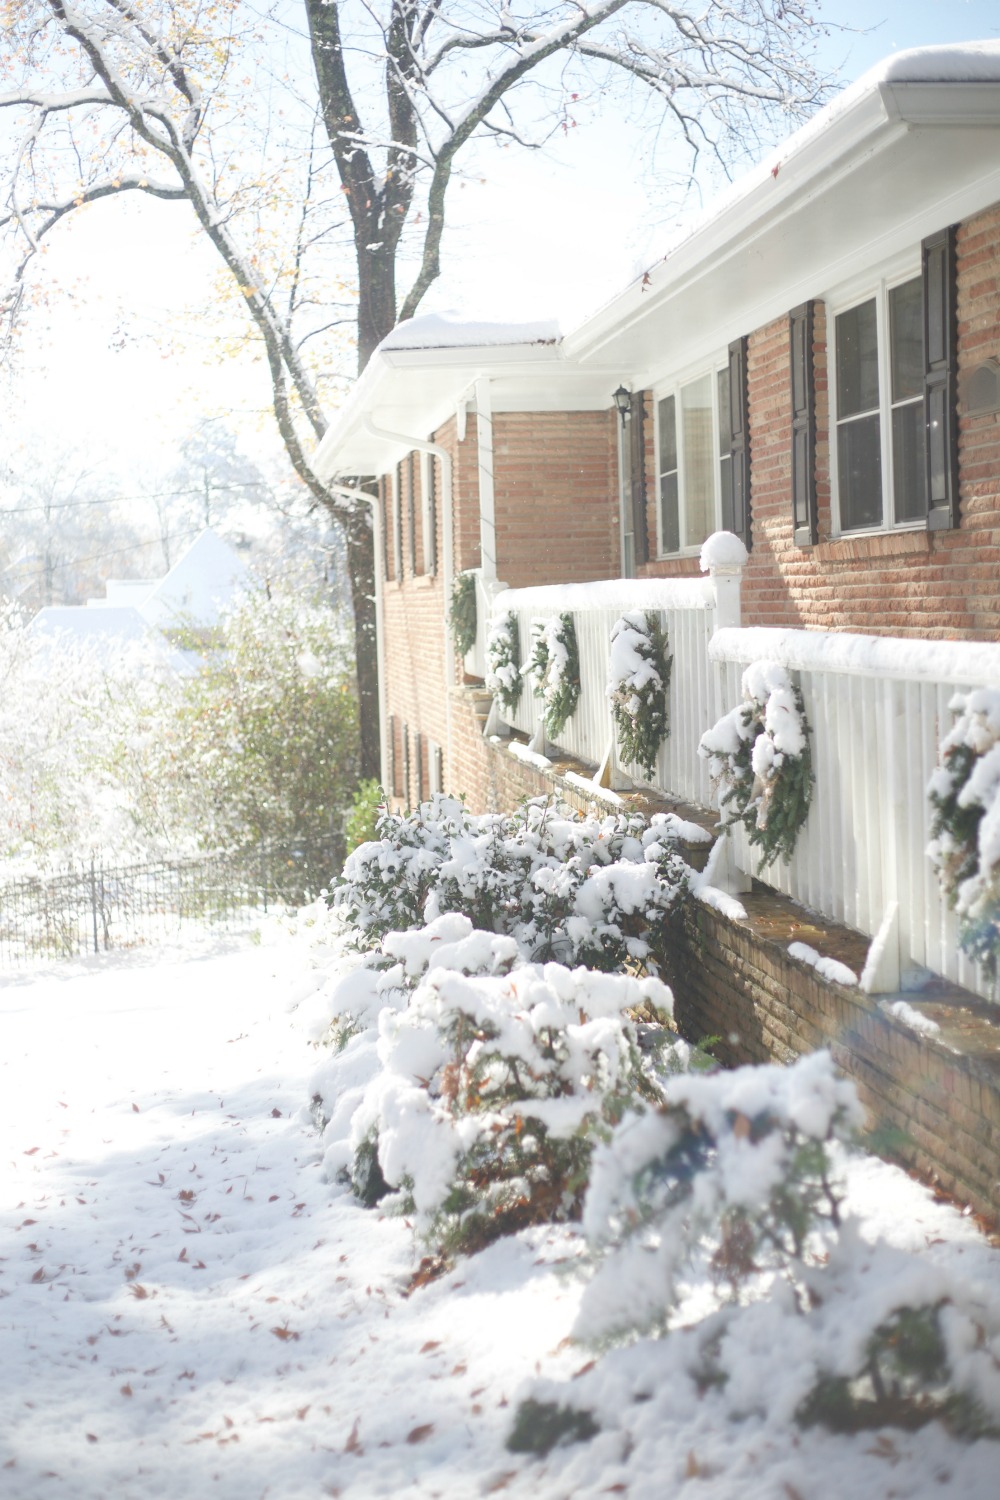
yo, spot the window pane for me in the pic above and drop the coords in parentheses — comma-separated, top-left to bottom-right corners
(838, 414, 883, 530)
(893, 400, 927, 521)
(658, 395, 677, 471)
(836, 299, 879, 417)
(889, 277, 923, 402)
(660, 472, 679, 555)
(682, 374, 714, 547)
(716, 367, 731, 457)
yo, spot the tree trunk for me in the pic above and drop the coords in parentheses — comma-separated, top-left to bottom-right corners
(342, 499, 380, 783)
(357, 241, 401, 373)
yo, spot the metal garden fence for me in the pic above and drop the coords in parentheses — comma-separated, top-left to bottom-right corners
(0, 839, 341, 969)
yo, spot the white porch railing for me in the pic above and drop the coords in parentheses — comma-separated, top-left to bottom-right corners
(486, 566, 741, 806)
(710, 627, 1000, 1002)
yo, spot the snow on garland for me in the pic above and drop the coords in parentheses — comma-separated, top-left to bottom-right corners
(928, 687, 1000, 978)
(607, 611, 671, 780)
(526, 612, 581, 740)
(699, 660, 814, 869)
(448, 570, 477, 659)
(486, 609, 522, 715)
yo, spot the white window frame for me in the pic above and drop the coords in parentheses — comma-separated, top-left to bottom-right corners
(653, 354, 729, 558)
(828, 252, 926, 538)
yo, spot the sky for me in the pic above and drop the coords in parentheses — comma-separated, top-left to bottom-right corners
(3, 0, 1000, 505)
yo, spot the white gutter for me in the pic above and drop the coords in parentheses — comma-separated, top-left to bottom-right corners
(361, 417, 456, 786)
(326, 481, 388, 792)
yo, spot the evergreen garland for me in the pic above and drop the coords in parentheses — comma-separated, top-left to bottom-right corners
(607, 611, 671, 781)
(448, 570, 477, 659)
(486, 610, 522, 716)
(699, 662, 814, 869)
(927, 689, 1000, 978)
(527, 612, 581, 740)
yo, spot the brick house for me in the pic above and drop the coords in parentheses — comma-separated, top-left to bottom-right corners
(316, 43, 1000, 811)
(315, 43, 1000, 1219)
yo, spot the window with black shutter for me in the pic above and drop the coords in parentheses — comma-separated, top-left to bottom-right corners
(829, 233, 959, 536)
(790, 302, 818, 546)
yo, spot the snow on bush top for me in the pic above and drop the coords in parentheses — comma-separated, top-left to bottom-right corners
(331, 795, 691, 975)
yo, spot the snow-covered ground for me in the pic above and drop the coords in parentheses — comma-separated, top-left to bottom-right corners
(1, 933, 998, 1499)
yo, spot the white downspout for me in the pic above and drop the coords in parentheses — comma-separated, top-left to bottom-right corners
(474, 377, 497, 582)
(327, 481, 389, 791)
(361, 417, 456, 785)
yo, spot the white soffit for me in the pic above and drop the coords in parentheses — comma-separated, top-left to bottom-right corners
(314, 344, 613, 478)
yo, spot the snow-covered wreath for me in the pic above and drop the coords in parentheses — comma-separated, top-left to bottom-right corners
(486, 610, 522, 716)
(526, 612, 581, 740)
(928, 688, 1000, 979)
(449, 570, 477, 659)
(607, 611, 672, 781)
(699, 660, 814, 868)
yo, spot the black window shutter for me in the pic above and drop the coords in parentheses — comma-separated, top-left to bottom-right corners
(923, 226, 960, 532)
(426, 453, 437, 576)
(387, 713, 397, 798)
(380, 476, 392, 579)
(434, 743, 444, 796)
(789, 303, 818, 547)
(629, 392, 648, 566)
(402, 723, 411, 809)
(393, 463, 403, 578)
(727, 336, 751, 549)
(407, 452, 417, 575)
(416, 731, 427, 803)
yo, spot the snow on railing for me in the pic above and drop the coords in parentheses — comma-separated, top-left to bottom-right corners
(709, 626, 1000, 1002)
(484, 544, 744, 805)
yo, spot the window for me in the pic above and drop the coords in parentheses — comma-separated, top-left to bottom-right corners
(657, 352, 745, 555)
(833, 274, 926, 531)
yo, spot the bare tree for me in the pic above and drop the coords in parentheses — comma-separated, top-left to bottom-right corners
(0, 0, 831, 778)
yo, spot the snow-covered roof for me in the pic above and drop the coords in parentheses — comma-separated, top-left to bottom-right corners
(379, 312, 560, 352)
(314, 41, 1000, 480)
(28, 605, 151, 642)
(138, 529, 250, 631)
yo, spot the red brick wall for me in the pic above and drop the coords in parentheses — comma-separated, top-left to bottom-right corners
(493, 411, 619, 587)
(635, 204, 1000, 641)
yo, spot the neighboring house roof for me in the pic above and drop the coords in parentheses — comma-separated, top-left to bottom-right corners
(138, 529, 251, 631)
(27, 530, 250, 665)
(315, 40, 1000, 480)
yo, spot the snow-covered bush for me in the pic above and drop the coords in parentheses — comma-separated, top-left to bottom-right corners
(448, 569, 477, 658)
(486, 609, 522, 715)
(928, 688, 1000, 978)
(315, 913, 693, 1255)
(527, 612, 581, 740)
(607, 611, 671, 780)
(574, 1050, 860, 1343)
(331, 795, 691, 975)
(699, 659, 813, 868)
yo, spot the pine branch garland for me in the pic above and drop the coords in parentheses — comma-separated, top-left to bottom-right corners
(486, 610, 522, 716)
(448, 571, 477, 659)
(607, 611, 671, 781)
(527, 612, 581, 740)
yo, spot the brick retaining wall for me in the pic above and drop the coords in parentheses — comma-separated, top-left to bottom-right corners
(461, 709, 1000, 1224)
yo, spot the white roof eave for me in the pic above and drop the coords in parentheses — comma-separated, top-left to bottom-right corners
(314, 339, 612, 479)
(564, 78, 1000, 377)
